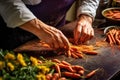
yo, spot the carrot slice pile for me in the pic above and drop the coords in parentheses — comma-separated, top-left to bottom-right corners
(63, 45, 98, 59)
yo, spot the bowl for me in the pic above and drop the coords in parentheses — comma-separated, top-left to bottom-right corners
(102, 7, 120, 25)
(103, 26, 120, 34)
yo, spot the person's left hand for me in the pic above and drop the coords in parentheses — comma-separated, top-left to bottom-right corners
(74, 14, 94, 44)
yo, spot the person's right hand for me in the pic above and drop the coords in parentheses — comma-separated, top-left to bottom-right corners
(20, 18, 70, 50)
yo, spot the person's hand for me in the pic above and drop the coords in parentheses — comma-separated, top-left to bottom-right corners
(74, 15, 94, 44)
(20, 18, 70, 50)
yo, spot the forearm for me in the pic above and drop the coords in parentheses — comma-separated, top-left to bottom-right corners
(0, 0, 36, 28)
(20, 18, 45, 39)
(77, 0, 100, 20)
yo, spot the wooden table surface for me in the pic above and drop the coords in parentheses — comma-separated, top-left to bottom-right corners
(14, 20, 120, 80)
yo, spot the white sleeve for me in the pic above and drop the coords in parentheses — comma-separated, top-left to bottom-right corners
(77, 0, 100, 19)
(0, 0, 36, 28)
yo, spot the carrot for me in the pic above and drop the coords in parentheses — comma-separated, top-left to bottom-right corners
(82, 51, 98, 55)
(46, 69, 55, 80)
(46, 73, 53, 80)
(52, 59, 61, 63)
(58, 52, 64, 55)
(66, 50, 71, 57)
(62, 72, 81, 79)
(54, 64, 61, 77)
(109, 31, 116, 44)
(72, 65, 84, 71)
(52, 73, 60, 80)
(115, 31, 120, 45)
(86, 69, 99, 79)
(58, 64, 75, 72)
(70, 47, 78, 52)
(61, 60, 71, 66)
(78, 70, 84, 75)
(58, 77, 67, 80)
(107, 34, 113, 45)
(74, 52, 84, 58)
(112, 13, 120, 19)
(71, 52, 79, 58)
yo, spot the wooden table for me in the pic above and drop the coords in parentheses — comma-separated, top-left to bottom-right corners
(14, 20, 120, 80)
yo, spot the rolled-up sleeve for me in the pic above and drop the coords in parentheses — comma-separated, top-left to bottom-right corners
(0, 0, 36, 28)
(77, 0, 100, 19)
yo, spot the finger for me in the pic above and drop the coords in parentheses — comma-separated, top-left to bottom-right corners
(83, 30, 94, 43)
(53, 38, 60, 49)
(80, 33, 88, 43)
(88, 29, 94, 40)
(55, 34, 64, 49)
(56, 31, 70, 49)
(74, 25, 82, 44)
(49, 41, 54, 49)
(82, 28, 91, 43)
(79, 26, 88, 43)
(61, 35, 70, 50)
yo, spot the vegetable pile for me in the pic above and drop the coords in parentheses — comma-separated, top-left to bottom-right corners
(104, 9, 120, 20)
(58, 44, 98, 59)
(104, 28, 120, 45)
(0, 49, 98, 80)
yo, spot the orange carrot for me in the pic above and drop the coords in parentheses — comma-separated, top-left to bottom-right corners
(58, 77, 67, 80)
(71, 52, 79, 58)
(78, 70, 84, 75)
(74, 52, 84, 58)
(51, 73, 60, 80)
(109, 31, 116, 44)
(67, 50, 71, 57)
(86, 69, 99, 78)
(46, 73, 53, 80)
(61, 60, 71, 66)
(54, 64, 61, 77)
(46, 69, 55, 80)
(62, 72, 81, 79)
(58, 64, 75, 72)
(107, 34, 113, 45)
(82, 51, 98, 55)
(72, 65, 84, 71)
(52, 59, 61, 63)
(115, 31, 120, 45)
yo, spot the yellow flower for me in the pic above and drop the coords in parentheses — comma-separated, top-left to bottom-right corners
(0, 61, 5, 70)
(17, 53, 27, 66)
(0, 77, 2, 80)
(7, 62, 14, 71)
(37, 66, 50, 74)
(4, 53, 15, 60)
(30, 56, 38, 66)
(36, 73, 46, 80)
